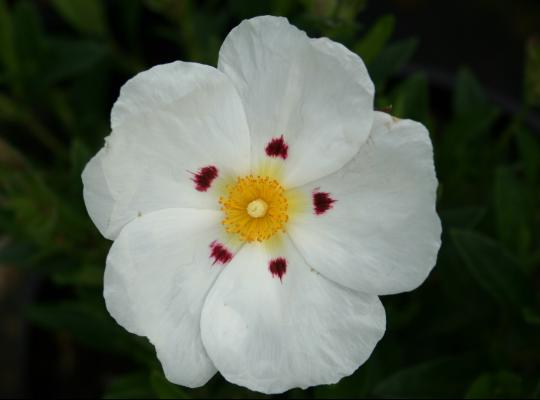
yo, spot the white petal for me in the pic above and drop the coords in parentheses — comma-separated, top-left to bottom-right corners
(83, 61, 251, 239)
(288, 112, 442, 295)
(104, 208, 238, 388)
(218, 16, 374, 187)
(200, 237, 385, 394)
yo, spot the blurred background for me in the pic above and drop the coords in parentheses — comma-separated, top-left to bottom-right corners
(1, 0, 539, 398)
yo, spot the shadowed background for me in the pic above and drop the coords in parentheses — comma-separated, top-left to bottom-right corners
(1, 0, 539, 398)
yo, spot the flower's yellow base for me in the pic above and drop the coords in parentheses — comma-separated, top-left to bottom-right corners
(220, 175, 288, 242)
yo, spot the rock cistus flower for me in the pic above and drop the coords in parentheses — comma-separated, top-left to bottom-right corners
(82, 15, 442, 394)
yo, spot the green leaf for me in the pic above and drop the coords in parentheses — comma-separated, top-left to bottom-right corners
(150, 370, 189, 399)
(6, 194, 58, 246)
(369, 37, 418, 88)
(525, 36, 540, 107)
(271, 0, 298, 16)
(65, 62, 109, 145)
(445, 107, 500, 143)
(50, 263, 103, 287)
(141, 0, 178, 16)
(517, 127, 540, 185)
(451, 229, 531, 309)
(25, 301, 154, 363)
(465, 371, 523, 398)
(299, 0, 366, 21)
(493, 166, 534, 259)
(12, 1, 46, 93)
(522, 308, 540, 326)
(372, 357, 476, 397)
(355, 14, 395, 64)
(0, 92, 18, 119)
(103, 373, 154, 399)
(390, 71, 429, 124)
(50, 0, 107, 37)
(70, 139, 92, 179)
(43, 38, 107, 85)
(437, 108, 500, 191)
(26, 301, 123, 350)
(453, 67, 491, 116)
(334, 0, 367, 23)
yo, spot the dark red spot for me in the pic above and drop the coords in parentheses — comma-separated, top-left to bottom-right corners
(313, 191, 336, 215)
(191, 165, 218, 192)
(265, 135, 288, 159)
(269, 257, 287, 282)
(209, 241, 233, 265)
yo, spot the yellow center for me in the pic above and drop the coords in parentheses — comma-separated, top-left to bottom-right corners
(220, 175, 288, 242)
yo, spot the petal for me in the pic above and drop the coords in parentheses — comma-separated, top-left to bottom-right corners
(218, 16, 374, 187)
(104, 208, 238, 388)
(200, 238, 385, 394)
(83, 61, 251, 239)
(288, 112, 442, 295)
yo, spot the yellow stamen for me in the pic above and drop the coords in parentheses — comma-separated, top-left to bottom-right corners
(220, 175, 288, 242)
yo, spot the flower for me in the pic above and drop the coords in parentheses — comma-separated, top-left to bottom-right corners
(82, 15, 441, 394)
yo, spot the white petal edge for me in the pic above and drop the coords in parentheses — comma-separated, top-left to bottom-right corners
(104, 208, 238, 387)
(218, 15, 374, 187)
(200, 238, 386, 394)
(83, 61, 251, 240)
(288, 112, 442, 295)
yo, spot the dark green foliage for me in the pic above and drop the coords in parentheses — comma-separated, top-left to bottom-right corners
(372, 357, 478, 398)
(0, 0, 538, 398)
(465, 371, 524, 399)
(369, 37, 418, 90)
(25, 301, 154, 361)
(451, 229, 531, 309)
(389, 71, 429, 124)
(525, 37, 540, 107)
(354, 14, 394, 63)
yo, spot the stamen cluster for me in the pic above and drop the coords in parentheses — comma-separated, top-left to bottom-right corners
(220, 175, 288, 242)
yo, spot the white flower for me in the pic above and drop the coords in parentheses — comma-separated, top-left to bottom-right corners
(82, 16, 441, 394)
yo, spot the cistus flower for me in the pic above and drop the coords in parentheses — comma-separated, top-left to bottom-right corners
(82, 16, 442, 394)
